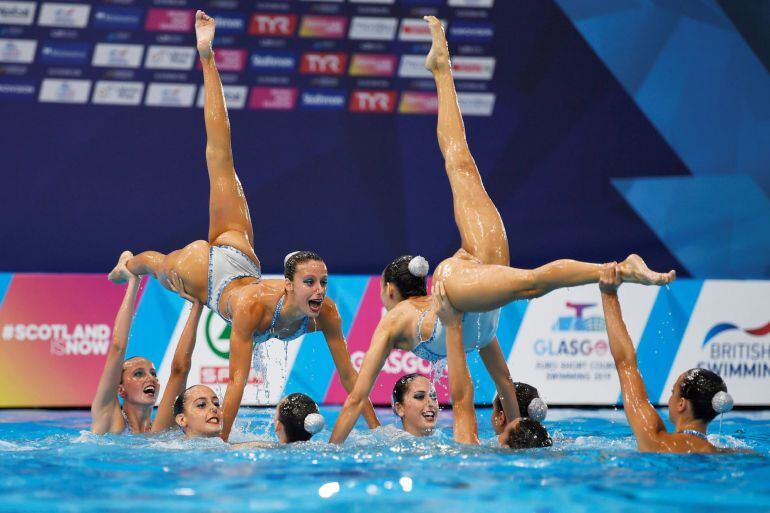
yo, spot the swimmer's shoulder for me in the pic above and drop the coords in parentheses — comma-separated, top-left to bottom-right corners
(230, 283, 281, 333)
(382, 301, 422, 347)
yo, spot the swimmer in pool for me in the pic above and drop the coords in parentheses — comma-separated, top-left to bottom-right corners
(91, 265, 202, 435)
(173, 387, 324, 447)
(390, 374, 439, 437)
(106, 11, 378, 440)
(329, 17, 675, 444)
(435, 281, 552, 448)
(599, 264, 735, 453)
(490, 382, 548, 436)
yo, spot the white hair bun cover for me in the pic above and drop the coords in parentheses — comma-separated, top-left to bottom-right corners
(284, 251, 301, 267)
(712, 391, 734, 414)
(527, 397, 548, 422)
(304, 413, 325, 435)
(408, 256, 429, 278)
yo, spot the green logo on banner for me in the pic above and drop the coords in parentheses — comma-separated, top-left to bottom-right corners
(205, 310, 231, 360)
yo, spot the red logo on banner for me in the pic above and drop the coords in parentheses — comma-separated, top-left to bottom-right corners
(323, 277, 448, 405)
(195, 48, 246, 72)
(300, 52, 348, 75)
(248, 13, 297, 37)
(248, 87, 298, 110)
(145, 9, 194, 32)
(349, 90, 396, 113)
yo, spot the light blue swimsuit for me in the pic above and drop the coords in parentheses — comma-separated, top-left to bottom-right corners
(206, 245, 261, 322)
(412, 308, 501, 362)
(252, 295, 309, 345)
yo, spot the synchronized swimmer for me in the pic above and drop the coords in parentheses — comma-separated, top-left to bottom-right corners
(91, 14, 736, 455)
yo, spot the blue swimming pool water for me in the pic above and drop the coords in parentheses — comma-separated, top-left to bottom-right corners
(0, 408, 768, 513)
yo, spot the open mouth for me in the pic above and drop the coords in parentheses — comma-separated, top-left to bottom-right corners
(308, 298, 323, 313)
(143, 385, 156, 396)
(207, 416, 220, 425)
(422, 410, 436, 422)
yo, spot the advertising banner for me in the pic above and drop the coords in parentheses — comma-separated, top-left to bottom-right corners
(0, 273, 768, 407)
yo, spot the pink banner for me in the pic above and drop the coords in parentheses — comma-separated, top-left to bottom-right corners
(0, 275, 143, 407)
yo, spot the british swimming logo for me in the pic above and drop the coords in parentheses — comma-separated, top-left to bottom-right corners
(702, 321, 770, 346)
(697, 320, 770, 379)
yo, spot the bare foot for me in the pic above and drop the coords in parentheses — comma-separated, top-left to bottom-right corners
(195, 10, 215, 60)
(108, 251, 135, 284)
(618, 254, 676, 286)
(423, 16, 450, 73)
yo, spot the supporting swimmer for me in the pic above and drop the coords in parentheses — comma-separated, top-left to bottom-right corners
(599, 264, 734, 453)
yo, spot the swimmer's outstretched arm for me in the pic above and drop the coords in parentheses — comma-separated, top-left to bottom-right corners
(152, 273, 203, 432)
(318, 300, 380, 429)
(91, 264, 140, 435)
(434, 282, 479, 445)
(220, 312, 260, 442)
(600, 265, 668, 452)
(329, 316, 400, 443)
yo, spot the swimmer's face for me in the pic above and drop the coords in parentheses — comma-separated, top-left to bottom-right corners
(498, 418, 523, 447)
(380, 275, 401, 311)
(491, 398, 506, 435)
(286, 260, 328, 318)
(273, 405, 289, 444)
(394, 376, 438, 437)
(176, 385, 222, 438)
(119, 358, 159, 406)
(667, 373, 687, 423)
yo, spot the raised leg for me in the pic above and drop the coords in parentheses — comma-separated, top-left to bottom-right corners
(426, 16, 508, 266)
(444, 256, 675, 312)
(196, 11, 258, 265)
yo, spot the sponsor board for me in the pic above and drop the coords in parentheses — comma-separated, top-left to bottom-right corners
(196, 84, 247, 109)
(448, 0, 495, 6)
(92, 80, 144, 106)
(0, 1, 36, 25)
(348, 16, 398, 41)
(300, 89, 346, 109)
(457, 92, 495, 116)
(206, 12, 246, 33)
(39, 41, 90, 65)
(453, 56, 495, 80)
(248, 13, 297, 37)
(91, 6, 142, 30)
(300, 52, 347, 75)
(507, 284, 658, 404)
(398, 91, 437, 114)
(348, 53, 396, 77)
(203, 48, 247, 73)
(144, 8, 194, 32)
(248, 86, 297, 110)
(92, 43, 144, 68)
(0, 38, 36, 64)
(398, 18, 446, 42)
(39, 78, 91, 103)
(144, 45, 196, 70)
(250, 51, 297, 73)
(448, 21, 494, 43)
(397, 54, 432, 78)
(0, 79, 35, 101)
(38, 2, 91, 28)
(662, 281, 770, 405)
(144, 82, 196, 107)
(299, 15, 348, 39)
(0, 275, 129, 407)
(349, 89, 396, 113)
